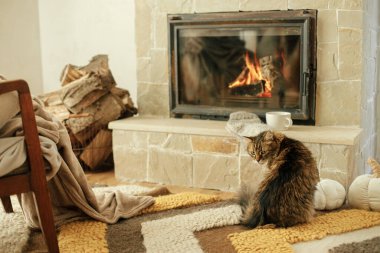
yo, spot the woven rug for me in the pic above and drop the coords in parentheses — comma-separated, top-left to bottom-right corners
(2, 186, 380, 253)
(329, 236, 380, 253)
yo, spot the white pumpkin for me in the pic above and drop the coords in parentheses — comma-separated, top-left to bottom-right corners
(347, 158, 380, 211)
(313, 179, 346, 210)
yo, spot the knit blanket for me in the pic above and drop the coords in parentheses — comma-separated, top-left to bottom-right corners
(3, 186, 380, 253)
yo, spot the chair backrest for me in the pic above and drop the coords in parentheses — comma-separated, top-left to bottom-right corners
(0, 79, 59, 253)
(0, 80, 45, 190)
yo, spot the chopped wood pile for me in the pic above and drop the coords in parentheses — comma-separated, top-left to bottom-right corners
(38, 55, 137, 170)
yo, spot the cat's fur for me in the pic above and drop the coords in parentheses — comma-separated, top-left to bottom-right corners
(239, 130, 319, 228)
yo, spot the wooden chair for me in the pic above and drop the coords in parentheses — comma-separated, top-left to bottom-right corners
(0, 79, 59, 253)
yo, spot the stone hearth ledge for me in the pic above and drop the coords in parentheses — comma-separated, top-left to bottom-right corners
(109, 117, 361, 145)
(108, 116, 362, 191)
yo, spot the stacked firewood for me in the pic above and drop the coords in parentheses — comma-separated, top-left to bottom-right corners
(38, 55, 137, 170)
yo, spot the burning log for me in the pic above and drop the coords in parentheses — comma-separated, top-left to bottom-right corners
(228, 51, 273, 98)
(229, 80, 266, 96)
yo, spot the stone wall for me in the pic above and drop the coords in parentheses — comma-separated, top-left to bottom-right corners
(112, 127, 359, 191)
(110, 117, 361, 191)
(135, 0, 364, 126)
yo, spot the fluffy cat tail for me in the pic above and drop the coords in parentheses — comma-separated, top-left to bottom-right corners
(238, 184, 264, 228)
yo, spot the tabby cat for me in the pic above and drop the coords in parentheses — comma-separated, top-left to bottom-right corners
(239, 130, 319, 228)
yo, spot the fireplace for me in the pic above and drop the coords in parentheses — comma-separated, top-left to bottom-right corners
(168, 10, 317, 124)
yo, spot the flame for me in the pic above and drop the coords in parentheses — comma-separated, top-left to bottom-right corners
(228, 51, 272, 97)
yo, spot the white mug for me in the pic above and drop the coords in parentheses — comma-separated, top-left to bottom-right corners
(265, 111, 293, 131)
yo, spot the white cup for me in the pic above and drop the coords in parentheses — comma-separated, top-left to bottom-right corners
(265, 111, 293, 131)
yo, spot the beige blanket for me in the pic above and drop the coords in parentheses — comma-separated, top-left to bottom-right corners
(0, 91, 155, 228)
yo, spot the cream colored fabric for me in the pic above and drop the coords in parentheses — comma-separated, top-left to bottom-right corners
(348, 175, 380, 211)
(0, 91, 20, 129)
(0, 95, 155, 228)
(313, 179, 346, 211)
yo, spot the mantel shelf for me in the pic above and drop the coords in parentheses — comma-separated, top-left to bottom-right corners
(109, 117, 362, 146)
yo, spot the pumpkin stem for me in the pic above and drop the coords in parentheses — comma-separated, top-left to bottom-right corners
(367, 157, 380, 178)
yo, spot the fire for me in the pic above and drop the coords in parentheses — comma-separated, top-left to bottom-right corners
(228, 51, 272, 97)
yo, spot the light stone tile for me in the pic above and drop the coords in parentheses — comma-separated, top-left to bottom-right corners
(135, 0, 154, 57)
(191, 136, 239, 154)
(319, 144, 350, 187)
(148, 147, 193, 186)
(239, 0, 287, 11)
(317, 43, 339, 82)
(157, 0, 194, 14)
(329, 0, 363, 10)
(193, 154, 239, 191)
(150, 49, 169, 84)
(112, 130, 148, 149)
(328, 0, 345, 9)
(288, 0, 329, 9)
(239, 139, 249, 155)
(316, 81, 361, 126)
(318, 10, 338, 43)
(339, 41, 362, 80)
(342, 0, 363, 10)
(337, 10, 363, 28)
(240, 155, 265, 187)
(338, 28, 362, 43)
(194, 0, 239, 13)
(148, 132, 169, 146)
(320, 144, 350, 168)
(319, 167, 347, 189)
(163, 134, 192, 153)
(114, 147, 147, 181)
(155, 13, 168, 49)
(303, 143, 321, 164)
(137, 83, 170, 117)
(137, 57, 152, 83)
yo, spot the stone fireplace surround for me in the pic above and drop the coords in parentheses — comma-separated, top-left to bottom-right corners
(109, 0, 364, 191)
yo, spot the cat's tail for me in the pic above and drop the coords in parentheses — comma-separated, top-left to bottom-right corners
(238, 184, 265, 228)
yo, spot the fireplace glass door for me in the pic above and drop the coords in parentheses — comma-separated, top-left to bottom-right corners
(169, 10, 316, 124)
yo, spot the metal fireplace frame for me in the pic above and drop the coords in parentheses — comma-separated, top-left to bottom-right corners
(168, 10, 317, 124)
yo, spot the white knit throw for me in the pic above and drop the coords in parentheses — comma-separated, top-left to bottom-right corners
(225, 111, 269, 139)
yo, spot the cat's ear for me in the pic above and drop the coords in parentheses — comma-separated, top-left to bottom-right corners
(242, 136, 255, 144)
(273, 132, 285, 142)
(264, 131, 274, 141)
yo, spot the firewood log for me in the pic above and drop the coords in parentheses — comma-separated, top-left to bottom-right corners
(71, 122, 103, 146)
(37, 90, 70, 121)
(80, 55, 116, 87)
(81, 93, 126, 125)
(65, 113, 95, 134)
(79, 129, 113, 170)
(59, 73, 109, 113)
(110, 87, 138, 117)
(60, 64, 86, 86)
(69, 94, 125, 145)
